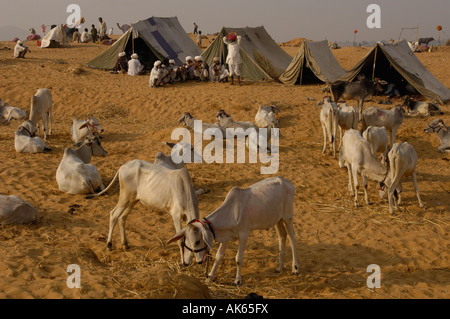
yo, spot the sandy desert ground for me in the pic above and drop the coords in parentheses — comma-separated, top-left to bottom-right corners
(0, 35, 449, 299)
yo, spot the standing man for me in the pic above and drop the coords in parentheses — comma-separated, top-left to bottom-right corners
(196, 31, 202, 48)
(223, 31, 242, 85)
(91, 24, 98, 43)
(98, 17, 107, 41)
(193, 23, 198, 34)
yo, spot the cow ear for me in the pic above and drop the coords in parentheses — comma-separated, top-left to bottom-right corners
(200, 226, 214, 252)
(167, 228, 186, 245)
(440, 122, 448, 132)
(79, 122, 88, 129)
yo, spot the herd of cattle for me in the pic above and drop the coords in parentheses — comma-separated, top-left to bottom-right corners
(0, 80, 449, 284)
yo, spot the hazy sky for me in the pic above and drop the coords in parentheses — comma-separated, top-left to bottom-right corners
(1, 0, 449, 43)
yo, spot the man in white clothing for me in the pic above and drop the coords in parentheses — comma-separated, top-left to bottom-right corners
(223, 31, 242, 85)
(14, 40, 30, 58)
(98, 17, 107, 41)
(128, 53, 143, 76)
(209, 57, 229, 83)
(193, 56, 209, 81)
(149, 60, 165, 87)
(80, 28, 90, 43)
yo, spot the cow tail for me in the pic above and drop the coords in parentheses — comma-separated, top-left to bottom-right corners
(85, 169, 120, 199)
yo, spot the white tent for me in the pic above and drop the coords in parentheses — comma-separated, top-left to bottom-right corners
(40, 25, 68, 48)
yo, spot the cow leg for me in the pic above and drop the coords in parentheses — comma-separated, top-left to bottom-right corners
(412, 172, 424, 208)
(118, 201, 138, 250)
(346, 163, 354, 196)
(107, 204, 129, 250)
(274, 221, 287, 273)
(170, 211, 185, 264)
(390, 128, 397, 148)
(363, 175, 371, 205)
(41, 111, 48, 140)
(208, 242, 228, 281)
(388, 188, 395, 215)
(338, 126, 343, 151)
(48, 110, 52, 135)
(284, 219, 299, 275)
(322, 125, 327, 153)
(352, 167, 360, 207)
(235, 232, 249, 285)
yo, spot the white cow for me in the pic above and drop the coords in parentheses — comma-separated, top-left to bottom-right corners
(71, 117, 104, 144)
(178, 112, 225, 139)
(424, 118, 450, 153)
(255, 105, 280, 128)
(0, 195, 39, 225)
(85, 159, 200, 260)
(317, 97, 339, 158)
(0, 99, 26, 123)
(362, 126, 389, 164)
(361, 106, 404, 147)
(56, 135, 108, 194)
(168, 176, 299, 285)
(15, 120, 51, 153)
(337, 102, 358, 150)
(379, 142, 424, 215)
(339, 129, 388, 207)
(29, 88, 52, 140)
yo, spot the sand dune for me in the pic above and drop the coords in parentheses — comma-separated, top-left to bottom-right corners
(0, 38, 448, 299)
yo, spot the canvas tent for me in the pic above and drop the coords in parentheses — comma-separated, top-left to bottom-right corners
(278, 40, 345, 85)
(86, 17, 202, 71)
(40, 25, 69, 48)
(339, 40, 450, 104)
(201, 26, 292, 81)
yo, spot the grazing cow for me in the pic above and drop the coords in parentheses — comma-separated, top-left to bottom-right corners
(330, 74, 379, 122)
(362, 126, 389, 164)
(56, 135, 108, 194)
(424, 118, 450, 153)
(29, 88, 52, 140)
(0, 99, 26, 123)
(0, 195, 39, 225)
(418, 37, 434, 45)
(85, 158, 200, 260)
(360, 106, 404, 147)
(402, 96, 443, 117)
(339, 129, 388, 207)
(168, 176, 299, 285)
(337, 102, 358, 150)
(379, 142, 424, 215)
(71, 117, 104, 144)
(255, 105, 280, 128)
(317, 97, 339, 158)
(15, 120, 51, 153)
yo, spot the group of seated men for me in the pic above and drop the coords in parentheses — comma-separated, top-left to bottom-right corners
(112, 52, 230, 87)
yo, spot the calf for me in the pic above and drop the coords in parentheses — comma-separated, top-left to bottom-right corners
(56, 135, 108, 194)
(317, 97, 339, 158)
(360, 106, 404, 147)
(168, 176, 298, 285)
(379, 142, 424, 214)
(15, 120, 51, 153)
(29, 88, 52, 140)
(424, 118, 450, 153)
(71, 117, 104, 144)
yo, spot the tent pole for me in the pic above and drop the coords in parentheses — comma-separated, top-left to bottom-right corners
(131, 23, 134, 54)
(299, 63, 304, 85)
(372, 46, 378, 81)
